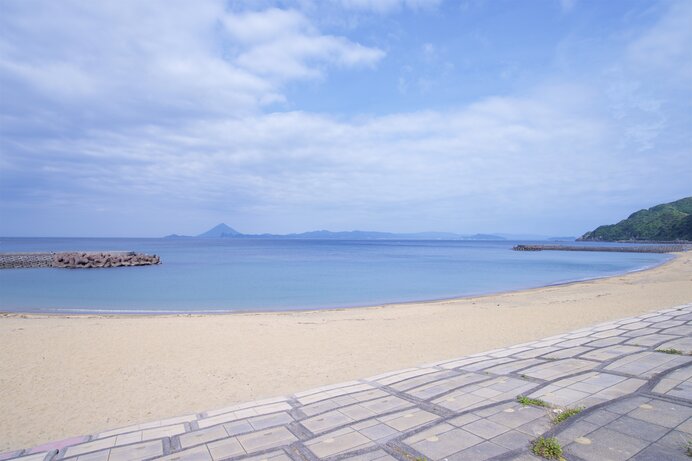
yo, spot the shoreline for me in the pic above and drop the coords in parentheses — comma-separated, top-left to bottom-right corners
(1, 251, 690, 451)
(0, 253, 675, 317)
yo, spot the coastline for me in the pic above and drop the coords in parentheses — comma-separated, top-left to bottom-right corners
(1, 251, 690, 451)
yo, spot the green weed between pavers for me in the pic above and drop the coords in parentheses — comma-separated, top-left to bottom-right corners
(552, 406, 584, 424)
(531, 436, 564, 460)
(517, 395, 550, 407)
(656, 348, 685, 355)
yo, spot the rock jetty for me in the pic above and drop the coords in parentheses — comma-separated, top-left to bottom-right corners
(513, 244, 689, 253)
(0, 252, 160, 269)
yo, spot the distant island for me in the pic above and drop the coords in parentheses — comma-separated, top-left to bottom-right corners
(579, 196, 692, 242)
(165, 223, 507, 241)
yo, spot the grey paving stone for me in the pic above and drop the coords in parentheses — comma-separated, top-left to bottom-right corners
(651, 430, 692, 454)
(302, 410, 354, 433)
(249, 412, 293, 431)
(608, 415, 670, 442)
(179, 426, 229, 449)
(153, 446, 212, 461)
(486, 405, 546, 429)
(389, 370, 456, 391)
(581, 344, 646, 361)
(489, 429, 533, 450)
(521, 358, 597, 380)
(377, 408, 439, 432)
(564, 427, 649, 460)
(461, 418, 510, 439)
(582, 409, 621, 426)
(357, 422, 399, 442)
(340, 449, 396, 461)
(223, 419, 255, 437)
(406, 427, 483, 460)
(236, 427, 297, 453)
(631, 443, 690, 461)
(405, 372, 488, 400)
(236, 450, 293, 461)
(658, 336, 692, 354)
(62, 437, 117, 458)
(306, 427, 373, 459)
(108, 440, 163, 461)
(555, 419, 599, 446)
(625, 333, 681, 347)
(207, 437, 245, 459)
(543, 346, 592, 359)
(627, 399, 692, 428)
(606, 351, 692, 378)
(447, 441, 508, 460)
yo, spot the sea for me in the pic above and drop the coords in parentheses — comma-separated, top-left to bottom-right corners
(0, 238, 670, 314)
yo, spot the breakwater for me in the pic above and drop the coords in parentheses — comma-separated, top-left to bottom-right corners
(0, 252, 160, 269)
(513, 244, 689, 253)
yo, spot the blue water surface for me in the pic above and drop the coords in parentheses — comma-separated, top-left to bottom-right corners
(0, 238, 669, 313)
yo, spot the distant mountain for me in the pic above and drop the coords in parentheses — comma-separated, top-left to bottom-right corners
(196, 223, 241, 238)
(579, 197, 692, 242)
(166, 224, 505, 241)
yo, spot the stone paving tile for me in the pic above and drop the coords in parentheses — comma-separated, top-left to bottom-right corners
(153, 445, 212, 461)
(236, 426, 297, 453)
(625, 333, 682, 347)
(388, 370, 457, 392)
(95, 414, 196, 439)
(521, 358, 597, 380)
(580, 344, 647, 361)
(564, 427, 650, 460)
(340, 449, 396, 461)
(657, 336, 692, 354)
(530, 371, 645, 407)
(404, 372, 488, 400)
(605, 351, 692, 378)
(652, 365, 692, 400)
(403, 423, 483, 460)
(432, 376, 534, 412)
(207, 437, 245, 459)
(179, 426, 230, 449)
(370, 368, 438, 386)
(236, 450, 292, 461)
(198, 402, 293, 429)
(296, 384, 375, 406)
(305, 427, 374, 459)
(0, 455, 50, 461)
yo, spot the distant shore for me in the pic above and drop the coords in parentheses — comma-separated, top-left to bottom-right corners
(1, 251, 691, 452)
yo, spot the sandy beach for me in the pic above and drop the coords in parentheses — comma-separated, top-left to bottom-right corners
(1, 252, 691, 452)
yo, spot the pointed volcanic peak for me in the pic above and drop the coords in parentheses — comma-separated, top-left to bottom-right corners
(196, 223, 243, 238)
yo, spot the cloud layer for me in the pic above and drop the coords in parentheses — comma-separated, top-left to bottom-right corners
(1, 0, 690, 236)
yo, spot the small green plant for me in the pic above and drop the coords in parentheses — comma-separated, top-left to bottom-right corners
(517, 395, 550, 407)
(552, 406, 584, 424)
(686, 439, 691, 457)
(656, 348, 684, 355)
(531, 436, 564, 460)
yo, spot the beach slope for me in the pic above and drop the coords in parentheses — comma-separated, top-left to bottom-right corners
(0, 252, 690, 451)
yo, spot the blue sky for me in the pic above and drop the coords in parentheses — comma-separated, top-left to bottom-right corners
(0, 0, 690, 237)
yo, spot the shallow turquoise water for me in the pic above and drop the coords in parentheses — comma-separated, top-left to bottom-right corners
(0, 238, 669, 313)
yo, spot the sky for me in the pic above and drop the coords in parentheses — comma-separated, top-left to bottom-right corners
(0, 0, 690, 237)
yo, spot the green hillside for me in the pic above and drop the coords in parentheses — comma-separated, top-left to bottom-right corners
(579, 197, 692, 242)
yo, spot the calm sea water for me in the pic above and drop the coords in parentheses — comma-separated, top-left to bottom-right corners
(0, 238, 669, 314)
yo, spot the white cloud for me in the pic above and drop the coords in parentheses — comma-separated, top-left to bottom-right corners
(338, 0, 441, 14)
(0, 1, 384, 121)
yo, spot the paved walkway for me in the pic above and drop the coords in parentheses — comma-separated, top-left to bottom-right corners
(3, 304, 691, 461)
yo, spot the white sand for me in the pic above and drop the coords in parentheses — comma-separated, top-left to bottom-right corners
(0, 252, 690, 452)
